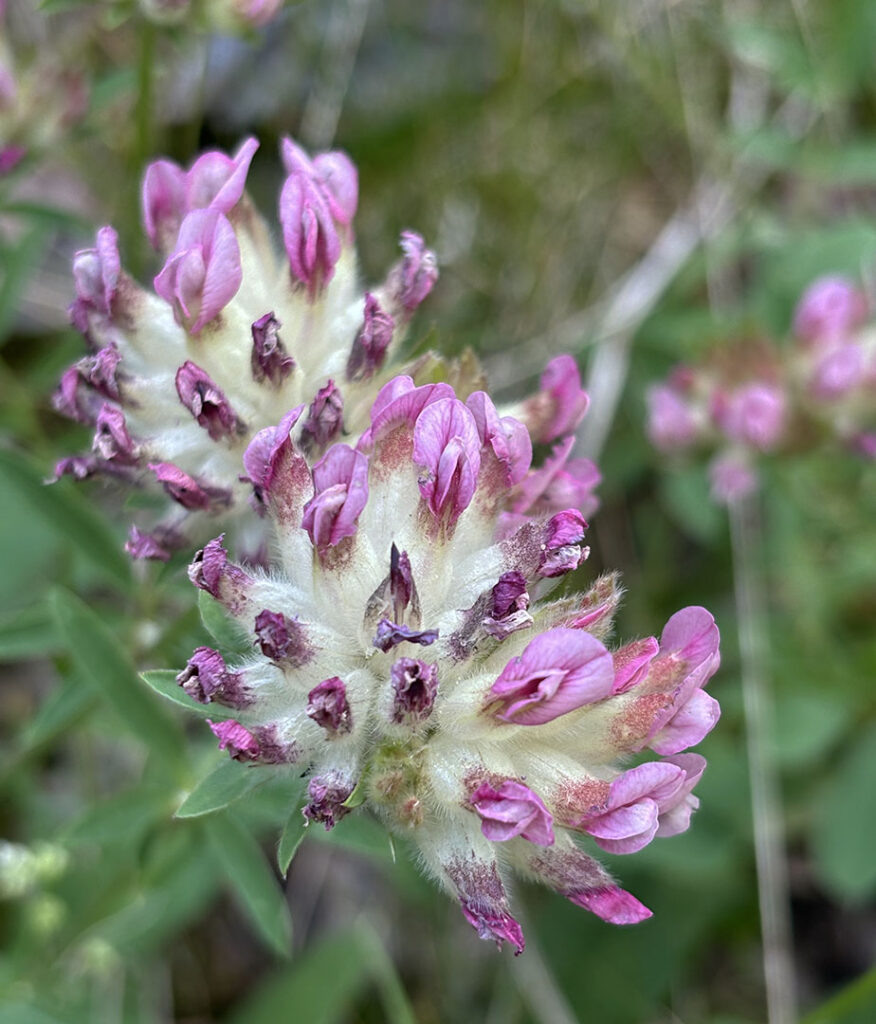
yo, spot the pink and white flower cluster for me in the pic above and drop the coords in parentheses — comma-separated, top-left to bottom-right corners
(646, 274, 876, 502)
(179, 374, 721, 953)
(54, 136, 598, 560)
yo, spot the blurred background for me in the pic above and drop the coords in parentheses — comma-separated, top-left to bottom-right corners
(1, 1, 876, 1021)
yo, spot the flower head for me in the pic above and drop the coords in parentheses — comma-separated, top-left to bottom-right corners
(179, 377, 720, 953)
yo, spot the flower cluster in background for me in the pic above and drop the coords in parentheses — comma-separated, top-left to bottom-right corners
(646, 274, 876, 503)
(178, 372, 720, 951)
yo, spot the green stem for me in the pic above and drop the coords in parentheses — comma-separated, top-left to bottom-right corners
(729, 493, 797, 1024)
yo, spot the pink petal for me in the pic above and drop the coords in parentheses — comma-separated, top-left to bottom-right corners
(569, 886, 653, 924)
(651, 688, 721, 755)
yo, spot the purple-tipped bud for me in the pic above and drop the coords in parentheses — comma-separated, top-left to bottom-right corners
(93, 404, 138, 465)
(177, 647, 250, 707)
(413, 398, 481, 524)
(483, 571, 532, 639)
(311, 149, 358, 225)
(241, 405, 306, 508)
(251, 312, 294, 385)
(154, 208, 242, 333)
(346, 293, 395, 381)
(175, 361, 242, 441)
(149, 462, 229, 511)
(389, 231, 438, 313)
(390, 544, 414, 621)
(300, 380, 344, 453)
(539, 509, 588, 578)
(254, 610, 313, 667)
(302, 772, 355, 830)
(793, 275, 867, 346)
(54, 345, 122, 423)
(301, 444, 369, 551)
(471, 779, 555, 846)
(188, 535, 251, 609)
(306, 677, 352, 736)
(125, 525, 173, 561)
(373, 619, 439, 653)
(525, 355, 590, 444)
(208, 719, 260, 762)
(390, 658, 438, 724)
(447, 858, 525, 954)
(488, 628, 613, 726)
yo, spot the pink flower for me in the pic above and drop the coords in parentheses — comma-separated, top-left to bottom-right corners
(810, 343, 864, 400)
(413, 398, 482, 523)
(306, 677, 352, 736)
(466, 391, 532, 486)
(471, 780, 555, 846)
(612, 636, 659, 694)
(241, 405, 306, 506)
(488, 628, 613, 725)
(655, 753, 706, 837)
(279, 137, 357, 294)
(793, 274, 867, 346)
(154, 209, 242, 333)
(574, 761, 685, 854)
(525, 355, 590, 444)
(301, 444, 369, 550)
(646, 383, 698, 451)
(208, 719, 261, 762)
(364, 376, 454, 444)
(71, 226, 120, 317)
(388, 231, 439, 313)
(346, 293, 395, 381)
(142, 138, 258, 250)
(713, 383, 786, 451)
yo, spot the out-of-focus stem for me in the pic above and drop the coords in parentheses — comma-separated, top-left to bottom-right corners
(729, 492, 798, 1024)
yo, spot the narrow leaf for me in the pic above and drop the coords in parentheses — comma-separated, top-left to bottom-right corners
(205, 813, 293, 958)
(198, 589, 253, 656)
(65, 787, 171, 845)
(227, 928, 374, 1024)
(49, 588, 183, 771)
(175, 760, 272, 819)
(277, 806, 307, 875)
(0, 602, 61, 662)
(0, 448, 130, 587)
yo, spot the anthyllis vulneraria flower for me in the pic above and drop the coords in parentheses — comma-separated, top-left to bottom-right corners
(53, 136, 598, 560)
(178, 375, 721, 953)
(646, 273, 876, 503)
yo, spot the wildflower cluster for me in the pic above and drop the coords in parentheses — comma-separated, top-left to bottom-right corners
(53, 136, 599, 561)
(180, 373, 721, 952)
(646, 274, 876, 502)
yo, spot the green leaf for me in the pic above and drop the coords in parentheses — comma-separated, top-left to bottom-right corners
(49, 588, 183, 771)
(227, 923, 417, 1024)
(277, 806, 307, 875)
(17, 675, 95, 752)
(0, 602, 61, 663)
(64, 787, 171, 845)
(0, 226, 50, 345)
(205, 813, 293, 958)
(0, 448, 130, 588)
(801, 964, 876, 1024)
(198, 589, 253, 657)
(812, 725, 876, 901)
(140, 669, 234, 719)
(176, 760, 273, 819)
(226, 927, 375, 1024)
